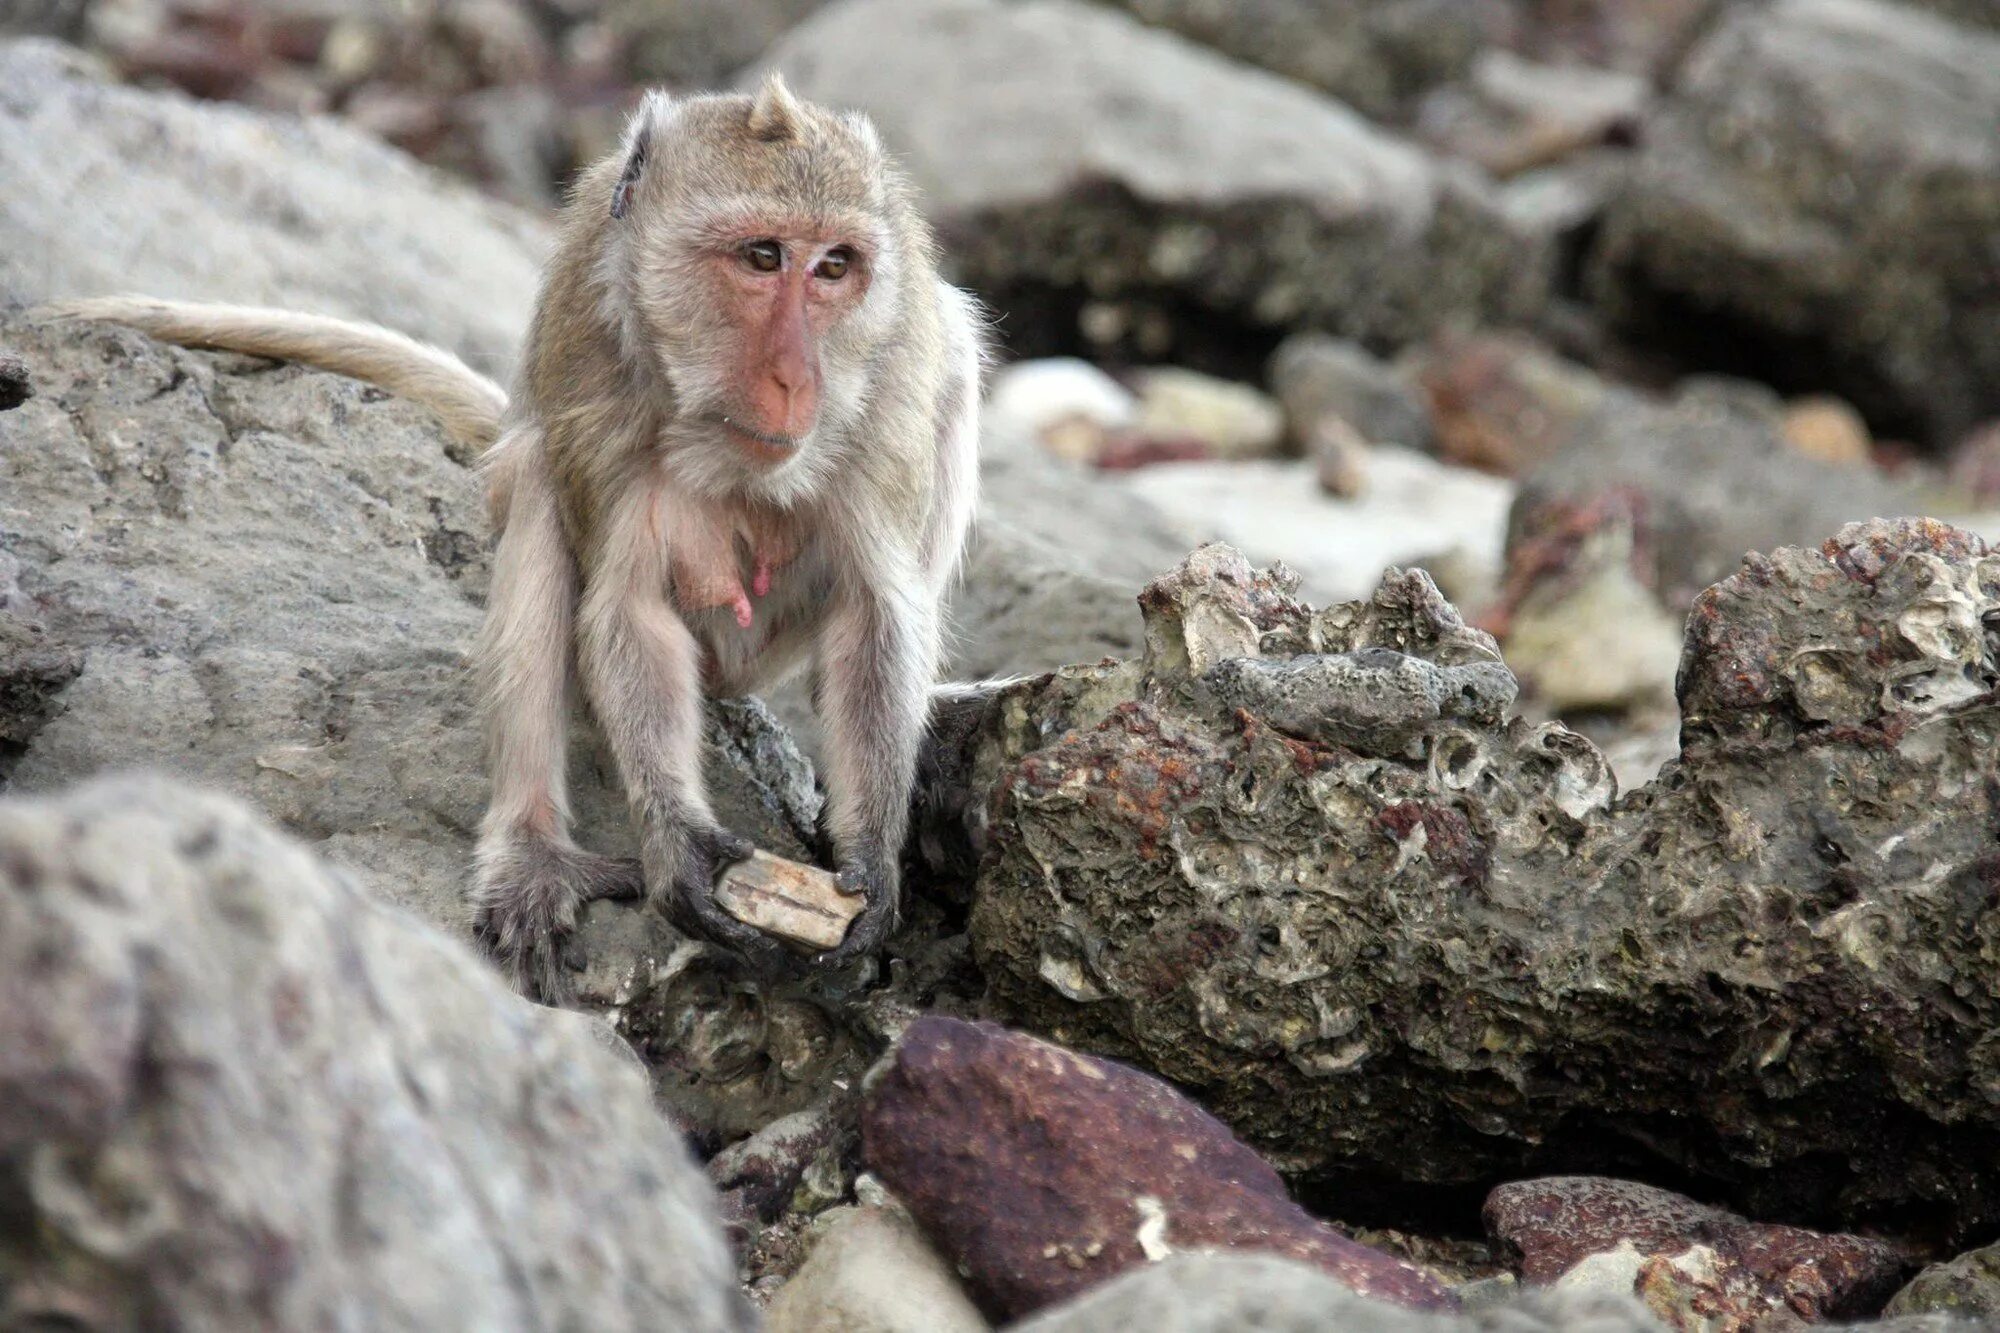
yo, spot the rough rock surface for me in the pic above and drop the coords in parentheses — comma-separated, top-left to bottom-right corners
(766, 0, 1548, 372)
(1487, 1177, 1906, 1323)
(0, 311, 856, 1137)
(0, 776, 748, 1329)
(707, 1104, 848, 1226)
(1099, 0, 1494, 124)
(861, 1016, 1454, 1321)
(946, 524, 2000, 1240)
(1592, 0, 2000, 446)
(0, 38, 547, 376)
(1487, 367, 1966, 715)
(0, 278, 1196, 1149)
(764, 1201, 991, 1333)
(1885, 1240, 2000, 1319)
(1118, 451, 1515, 606)
(1009, 1251, 1669, 1333)
(1270, 331, 1433, 453)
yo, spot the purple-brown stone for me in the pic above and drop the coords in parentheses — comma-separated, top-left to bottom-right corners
(1487, 1176, 1908, 1324)
(861, 1016, 1454, 1321)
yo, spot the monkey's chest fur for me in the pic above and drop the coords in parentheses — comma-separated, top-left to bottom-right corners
(667, 500, 829, 697)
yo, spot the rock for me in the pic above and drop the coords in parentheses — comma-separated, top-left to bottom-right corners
(1496, 495, 1684, 712)
(1009, 1251, 1670, 1332)
(1095, 0, 1497, 124)
(946, 410, 1200, 681)
(1117, 451, 1515, 605)
(1591, 0, 2000, 447)
(861, 1016, 1454, 1321)
(1500, 381, 1927, 625)
(766, 0, 1549, 371)
(0, 775, 749, 1329)
(0, 0, 86, 39)
(1416, 52, 1649, 178)
(1783, 396, 1874, 468)
(1946, 421, 2000, 504)
(1886, 1239, 2000, 1319)
(1269, 332, 1433, 453)
(1132, 368, 1286, 461)
(937, 523, 2000, 1240)
(708, 1104, 848, 1224)
(1204, 649, 1517, 755)
(0, 351, 29, 410)
(609, 0, 826, 89)
(765, 1201, 991, 1333)
(0, 37, 547, 377)
(985, 358, 1140, 466)
(715, 849, 862, 951)
(1487, 1177, 1907, 1324)
(1417, 331, 1613, 477)
(1309, 415, 1374, 499)
(0, 310, 852, 1143)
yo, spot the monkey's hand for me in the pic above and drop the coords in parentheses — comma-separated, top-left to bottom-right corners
(816, 858, 900, 967)
(473, 837, 645, 1005)
(650, 820, 795, 973)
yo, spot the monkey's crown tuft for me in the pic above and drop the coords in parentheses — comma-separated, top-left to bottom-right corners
(746, 71, 806, 142)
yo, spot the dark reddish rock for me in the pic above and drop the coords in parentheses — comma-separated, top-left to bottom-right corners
(1417, 331, 1609, 477)
(1487, 1177, 1908, 1323)
(860, 1016, 1454, 1321)
(1091, 430, 1213, 471)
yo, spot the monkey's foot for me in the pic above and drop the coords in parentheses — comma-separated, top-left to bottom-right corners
(651, 824, 796, 974)
(472, 839, 644, 1005)
(815, 860, 900, 968)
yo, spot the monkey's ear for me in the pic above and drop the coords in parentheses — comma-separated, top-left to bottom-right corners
(746, 70, 804, 141)
(612, 90, 672, 220)
(843, 111, 885, 158)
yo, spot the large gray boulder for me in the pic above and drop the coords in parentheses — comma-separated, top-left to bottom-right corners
(0, 775, 749, 1329)
(0, 310, 846, 1141)
(939, 523, 2000, 1242)
(1096, 0, 1494, 124)
(765, 0, 1548, 368)
(0, 37, 547, 376)
(1591, 0, 2000, 447)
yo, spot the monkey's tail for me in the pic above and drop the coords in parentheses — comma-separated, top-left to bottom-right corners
(45, 296, 509, 452)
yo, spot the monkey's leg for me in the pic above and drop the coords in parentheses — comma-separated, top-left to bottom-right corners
(472, 442, 642, 1001)
(576, 500, 792, 971)
(812, 580, 940, 966)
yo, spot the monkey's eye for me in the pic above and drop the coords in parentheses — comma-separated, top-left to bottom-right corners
(815, 248, 853, 281)
(742, 240, 783, 273)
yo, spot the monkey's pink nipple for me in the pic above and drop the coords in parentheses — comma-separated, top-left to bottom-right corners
(732, 591, 755, 629)
(752, 561, 774, 598)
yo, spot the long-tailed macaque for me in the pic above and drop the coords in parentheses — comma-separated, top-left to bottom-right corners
(58, 74, 986, 998)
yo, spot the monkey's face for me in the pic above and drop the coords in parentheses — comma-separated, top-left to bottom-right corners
(612, 88, 904, 484)
(703, 225, 872, 463)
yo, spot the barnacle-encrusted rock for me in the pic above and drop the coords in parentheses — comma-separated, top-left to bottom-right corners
(952, 522, 2000, 1240)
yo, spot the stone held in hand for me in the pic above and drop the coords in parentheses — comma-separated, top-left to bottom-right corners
(715, 849, 863, 951)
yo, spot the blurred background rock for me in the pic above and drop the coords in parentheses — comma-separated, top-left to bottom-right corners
(4, 0, 1997, 781)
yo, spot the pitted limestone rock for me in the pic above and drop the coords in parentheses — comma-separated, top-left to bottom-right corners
(1206, 649, 1517, 756)
(955, 521, 2000, 1242)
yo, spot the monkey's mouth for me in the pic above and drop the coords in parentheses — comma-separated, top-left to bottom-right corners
(719, 417, 803, 465)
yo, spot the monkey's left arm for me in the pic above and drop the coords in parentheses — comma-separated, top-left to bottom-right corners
(811, 555, 941, 965)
